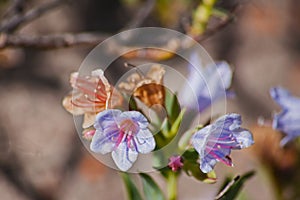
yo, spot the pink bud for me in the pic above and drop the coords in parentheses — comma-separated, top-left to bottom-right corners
(83, 129, 96, 141)
(168, 155, 183, 172)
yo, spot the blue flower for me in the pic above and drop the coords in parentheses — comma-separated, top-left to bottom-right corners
(90, 109, 156, 171)
(270, 87, 300, 146)
(179, 53, 233, 112)
(192, 114, 254, 173)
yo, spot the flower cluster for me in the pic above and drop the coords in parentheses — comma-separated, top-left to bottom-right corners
(62, 63, 254, 174)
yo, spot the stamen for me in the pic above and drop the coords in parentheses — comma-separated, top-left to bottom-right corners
(210, 151, 233, 167)
(124, 62, 145, 78)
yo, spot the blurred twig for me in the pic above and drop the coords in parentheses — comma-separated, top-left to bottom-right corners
(0, 0, 237, 55)
(1, 0, 25, 19)
(0, 32, 109, 49)
(125, 0, 156, 29)
(195, 12, 235, 42)
(0, 0, 66, 33)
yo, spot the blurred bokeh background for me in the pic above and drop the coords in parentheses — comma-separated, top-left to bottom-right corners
(0, 0, 300, 199)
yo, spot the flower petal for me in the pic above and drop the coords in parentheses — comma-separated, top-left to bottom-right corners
(214, 113, 242, 131)
(94, 109, 121, 130)
(192, 126, 211, 156)
(112, 142, 138, 171)
(62, 94, 85, 115)
(233, 129, 254, 148)
(120, 111, 149, 129)
(179, 53, 232, 112)
(270, 87, 300, 145)
(83, 113, 96, 129)
(135, 129, 156, 153)
(270, 87, 300, 109)
(273, 110, 300, 133)
(215, 61, 233, 90)
(197, 61, 232, 109)
(200, 155, 217, 173)
(90, 129, 118, 154)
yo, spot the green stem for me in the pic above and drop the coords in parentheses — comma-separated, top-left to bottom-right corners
(167, 172, 178, 200)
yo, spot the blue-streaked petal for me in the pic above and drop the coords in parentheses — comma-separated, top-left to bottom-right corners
(200, 155, 217, 173)
(135, 129, 155, 153)
(232, 129, 254, 148)
(94, 109, 121, 129)
(120, 110, 149, 129)
(214, 113, 242, 131)
(112, 142, 138, 171)
(90, 129, 118, 154)
(192, 125, 211, 156)
(270, 87, 300, 109)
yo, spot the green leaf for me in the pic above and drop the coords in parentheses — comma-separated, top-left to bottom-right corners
(121, 173, 143, 200)
(129, 95, 138, 111)
(182, 148, 199, 161)
(165, 89, 180, 124)
(160, 118, 171, 138)
(140, 173, 166, 200)
(215, 171, 255, 200)
(182, 149, 217, 183)
(169, 108, 185, 137)
(162, 109, 185, 139)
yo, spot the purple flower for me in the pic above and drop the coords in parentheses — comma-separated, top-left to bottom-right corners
(90, 109, 156, 171)
(192, 114, 254, 173)
(179, 53, 233, 112)
(270, 87, 300, 146)
(168, 156, 184, 172)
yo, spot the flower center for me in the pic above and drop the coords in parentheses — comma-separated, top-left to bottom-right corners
(114, 119, 139, 150)
(119, 119, 139, 135)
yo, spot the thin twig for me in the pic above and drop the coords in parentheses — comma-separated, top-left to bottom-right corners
(195, 13, 235, 42)
(0, 1, 235, 51)
(125, 0, 156, 29)
(0, 32, 109, 49)
(0, 0, 66, 33)
(1, 0, 25, 19)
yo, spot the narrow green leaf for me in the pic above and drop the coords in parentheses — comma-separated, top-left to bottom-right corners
(165, 89, 180, 124)
(129, 96, 138, 111)
(140, 173, 166, 200)
(121, 173, 143, 200)
(215, 171, 255, 200)
(169, 108, 185, 137)
(160, 118, 171, 138)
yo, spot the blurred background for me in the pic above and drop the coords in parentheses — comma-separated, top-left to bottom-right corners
(0, 0, 300, 199)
